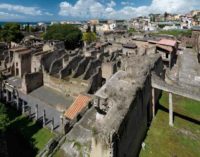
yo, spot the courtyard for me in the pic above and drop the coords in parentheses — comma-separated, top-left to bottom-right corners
(139, 91, 200, 157)
(0, 103, 55, 157)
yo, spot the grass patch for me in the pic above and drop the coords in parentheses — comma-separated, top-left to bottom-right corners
(140, 92, 200, 157)
(151, 30, 192, 38)
(1, 104, 55, 157)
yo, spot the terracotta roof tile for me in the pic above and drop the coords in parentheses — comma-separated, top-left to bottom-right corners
(157, 39, 177, 47)
(64, 94, 91, 120)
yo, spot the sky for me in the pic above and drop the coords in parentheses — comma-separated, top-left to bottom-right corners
(0, 0, 200, 22)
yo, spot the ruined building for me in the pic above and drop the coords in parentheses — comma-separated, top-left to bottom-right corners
(59, 51, 164, 157)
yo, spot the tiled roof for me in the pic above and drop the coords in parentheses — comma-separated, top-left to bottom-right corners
(157, 39, 177, 47)
(156, 44, 173, 52)
(64, 94, 91, 120)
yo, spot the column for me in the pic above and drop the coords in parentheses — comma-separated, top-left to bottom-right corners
(51, 117, 54, 133)
(152, 87, 155, 118)
(28, 107, 32, 118)
(35, 104, 38, 120)
(169, 92, 173, 126)
(16, 97, 19, 111)
(60, 114, 64, 134)
(43, 110, 46, 127)
(169, 54, 172, 69)
(11, 92, 14, 103)
(22, 101, 25, 114)
(6, 90, 9, 103)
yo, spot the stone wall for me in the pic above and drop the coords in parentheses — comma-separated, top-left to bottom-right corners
(73, 57, 92, 78)
(102, 62, 116, 80)
(41, 50, 66, 73)
(83, 59, 101, 80)
(21, 72, 43, 94)
(49, 54, 68, 76)
(43, 72, 88, 97)
(92, 54, 164, 157)
(21, 54, 32, 77)
(87, 67, 103, 94)
(59, 55, 84, 79)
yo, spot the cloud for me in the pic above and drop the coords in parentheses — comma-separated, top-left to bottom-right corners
(107, 1, 116, 8)
(45, 12, 54, 16)
(0, 3, 53, 16)
(0, 11, 23, 20)
(59, 0, 200, 19)
(121, 1, 134, 6)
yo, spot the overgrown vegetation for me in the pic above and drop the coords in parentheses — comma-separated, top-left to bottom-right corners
(140, 92, 200, 157)
(152, 29, 192, 38)
(43, 24, 83, 49)
(0, 23, 24, 43)
(82, 24, 97, 44)
(128, 28, 136, 33)
(0, 104, 54, 157)
(0, 104, 9, 133)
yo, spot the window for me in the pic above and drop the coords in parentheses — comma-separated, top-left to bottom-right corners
(166, 53, 169, 59)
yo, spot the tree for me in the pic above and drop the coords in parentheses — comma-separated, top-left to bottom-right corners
(82, 32, 97, 44)
(0, 104, 9, 133)
(43, 24, 83, 49)
(93, 25, 96, 33)
(0, 23, 24, 43)
(86, 24, 91, 32)
(164, 12, 169, 22)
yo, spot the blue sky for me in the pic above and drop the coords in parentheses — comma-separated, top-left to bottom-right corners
(0, 0, 200, 21)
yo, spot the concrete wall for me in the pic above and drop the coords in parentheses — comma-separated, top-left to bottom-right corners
(21, 72, 43, 94)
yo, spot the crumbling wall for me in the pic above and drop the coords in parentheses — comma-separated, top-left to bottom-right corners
(73, 57, 92, 78)
(59, 55, 84, 79)
(41, 50, 66, 73)
(87, 67, 103, 94)
(43, 72, 88, 97)
(102, 62, 116, 80)
(83, 59, 101, 80)
(20, 53, 31, 77)
(92, 54, 164, 157)
(49, 54, 69, 76)
(21, 72, 43, 94)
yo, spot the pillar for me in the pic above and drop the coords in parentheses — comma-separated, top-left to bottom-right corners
(22, 101, 25, 114)
(28, 107, 32, 118)
(152, 87, 155, 118)
(11, 92, 14, 103)
(60, 114, 64, 134)
(169, 53, 172, 69)
(6, 90, 9, 103)
(35, 104, 38, 120)
(43, 110, 46, 127)
(16, 97, 19, 111)
(51, 117, 54, 133)
(169, 92, 173, 126)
